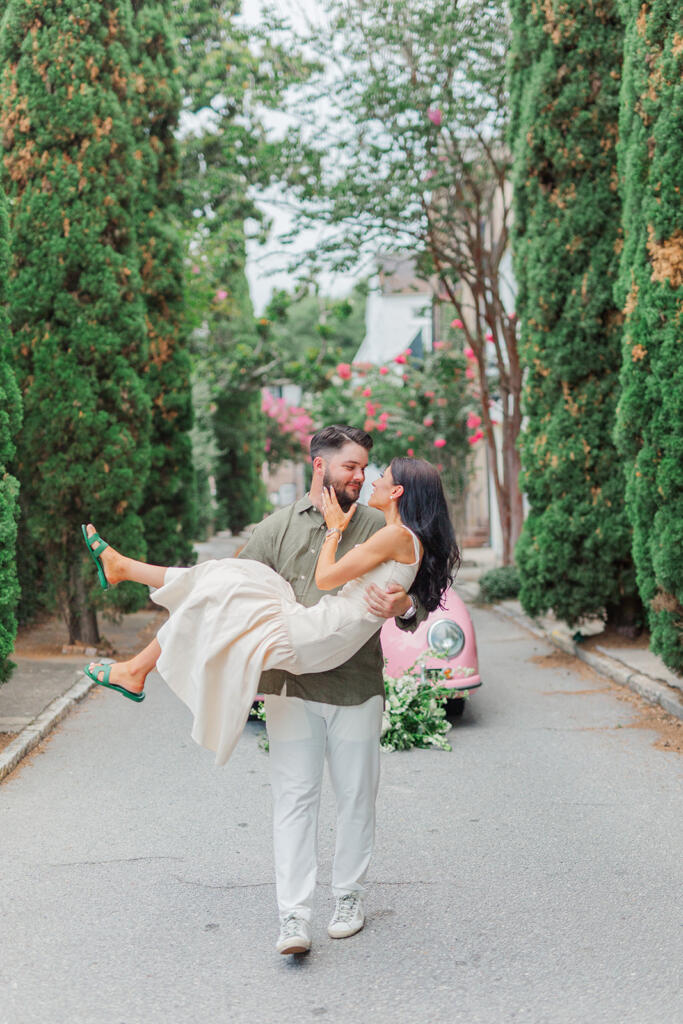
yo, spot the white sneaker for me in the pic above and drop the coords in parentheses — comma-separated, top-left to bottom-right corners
(327, 892, 365, 939)
(276, 913, 312, 955)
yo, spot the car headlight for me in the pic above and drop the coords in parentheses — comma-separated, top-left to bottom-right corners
(426, 619, 466, 659)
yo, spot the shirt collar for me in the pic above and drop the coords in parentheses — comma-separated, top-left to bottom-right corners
(295, 493, 319, 515)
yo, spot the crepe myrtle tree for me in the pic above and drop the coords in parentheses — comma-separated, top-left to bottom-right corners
(614, 0, 683, 670)
(0, 182, 22, 682)
(272, 0, 522, 562)
(0, 0, 151, 644)
(509, 0, 640, 630)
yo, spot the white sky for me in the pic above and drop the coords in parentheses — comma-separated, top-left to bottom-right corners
(239, 0, 361, 313)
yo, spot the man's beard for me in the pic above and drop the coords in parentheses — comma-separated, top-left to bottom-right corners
(322, 471, 359, 512)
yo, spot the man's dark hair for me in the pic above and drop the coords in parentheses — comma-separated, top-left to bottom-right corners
(309, 425, 373, 462)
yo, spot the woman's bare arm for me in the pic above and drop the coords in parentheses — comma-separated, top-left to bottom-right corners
(315, 523, 411, 591)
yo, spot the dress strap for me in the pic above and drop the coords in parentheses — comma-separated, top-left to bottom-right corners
(399, 525, 421, 565)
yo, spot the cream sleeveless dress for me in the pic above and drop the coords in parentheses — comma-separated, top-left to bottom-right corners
(152, 528, 421, 766)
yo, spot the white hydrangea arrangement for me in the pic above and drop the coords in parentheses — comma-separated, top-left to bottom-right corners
(380, 653, 471, 752)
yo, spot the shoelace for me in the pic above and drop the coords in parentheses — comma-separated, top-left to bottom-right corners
(332, 894, 360, 923)
(280, 914, 306, 938)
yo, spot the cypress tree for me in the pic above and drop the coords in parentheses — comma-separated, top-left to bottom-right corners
(0, 0, 151, 644)
(0, 183, 22, 682)
(131, 0, 197, 565)
(510, 0, 639, 627)
(615, 1, 683, 670)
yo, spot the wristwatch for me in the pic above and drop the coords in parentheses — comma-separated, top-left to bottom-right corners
(401, 594, 417, 620)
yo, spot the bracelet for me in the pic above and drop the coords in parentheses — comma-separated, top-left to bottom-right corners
(325, 528, 342, 541)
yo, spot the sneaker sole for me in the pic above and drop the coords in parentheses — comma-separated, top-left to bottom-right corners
(327, 921, 364, 939)
(277, 942, 311, 955)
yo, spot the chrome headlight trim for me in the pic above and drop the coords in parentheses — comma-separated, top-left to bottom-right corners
(426, 618, 466, 660)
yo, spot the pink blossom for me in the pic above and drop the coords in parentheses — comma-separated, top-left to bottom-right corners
(436, 397, 447, 407)
(467, 412, 482, 429)
(191, 264, 200, 275)
(379, 366, 389, 375)
(467, 435, 479, 446)
(362, 387, 372, 397)
(265, 437, 271, 452)
(409, 400, 418, 408)
(364, 418, 376, 432)
(365, 401, 377, 416)
(379, 411, 389, 422)
(395, 354, 407, 364)
(509, 311, 517, 322)
(376, 422, 387, 432)
(423, 415, 434, 427)
(486, 332, 494, 342)
(451, 318, 464, 329)
(427, 107, 443, 126)
(396, 430, 402, 437)
(464, 347, 475, 360)
(465, 366, 475, 380)
(408, 435, 415, 441)
(215, 289, 228, 301)
(407, 448, 414, 456)
(436, 463, 443, 471)
(424, 390, 435, 398)
(433, 438, 447, 448)
(336, 362, 352, 380)
(433, 341, 445, 350)
(423, 169, 437, 182)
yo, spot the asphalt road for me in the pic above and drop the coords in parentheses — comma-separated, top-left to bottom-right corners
(1, 601, 681, 1024)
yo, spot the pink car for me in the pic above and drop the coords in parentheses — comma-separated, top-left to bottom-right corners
(381, 588, 481, 715)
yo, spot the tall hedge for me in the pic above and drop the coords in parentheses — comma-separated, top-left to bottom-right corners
(0, 183, 22, 682)
(0, 0, 151, 644)
(510, 0, 639, 627)
(615, 1, 683, 670)
(132, 0, 197, 566)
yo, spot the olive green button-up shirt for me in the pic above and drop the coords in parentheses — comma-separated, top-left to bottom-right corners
(238, 495, 422, 705)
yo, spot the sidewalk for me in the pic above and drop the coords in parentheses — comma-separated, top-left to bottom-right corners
(2, 538, 681, 783)
(0, 529, 252, 782)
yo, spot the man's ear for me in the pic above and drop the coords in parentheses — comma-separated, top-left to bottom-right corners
(312, 455, 325, 478)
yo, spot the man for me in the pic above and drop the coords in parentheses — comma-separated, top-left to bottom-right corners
(238, 425, 424, 955)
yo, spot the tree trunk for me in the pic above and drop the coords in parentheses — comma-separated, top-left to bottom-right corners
(66, 565, 100, 646)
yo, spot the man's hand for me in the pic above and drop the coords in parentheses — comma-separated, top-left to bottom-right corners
(364, 582, 412, 619)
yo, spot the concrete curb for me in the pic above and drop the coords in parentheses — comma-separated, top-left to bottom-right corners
(0, 671, 93, 783)
(458, 583, 683, 723)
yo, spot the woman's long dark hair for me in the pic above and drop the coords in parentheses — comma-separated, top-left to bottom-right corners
(390, 457, 460, 612)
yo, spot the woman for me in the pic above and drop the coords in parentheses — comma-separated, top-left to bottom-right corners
(83, 457, 459, 765)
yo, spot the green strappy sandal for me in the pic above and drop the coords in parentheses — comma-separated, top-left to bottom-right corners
(84, 663, 145, 703)
(81, 524, 110, 591)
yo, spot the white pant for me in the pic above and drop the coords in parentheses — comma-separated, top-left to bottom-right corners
(264, 691, 383, 922)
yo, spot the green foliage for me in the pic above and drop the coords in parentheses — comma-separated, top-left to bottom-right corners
(380, 658, 458, 753)
(175, 2, 311, 532)
(615, 1, 683, 671)
(274, 0, 523, 561)
(478, 566, 520, 604)
(0, 0, 151, 643)
(0, 183, 21, 682)
(132, 0, 197, 566)
(312, 342, 472, 504)
(510, 0, 638, 627)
